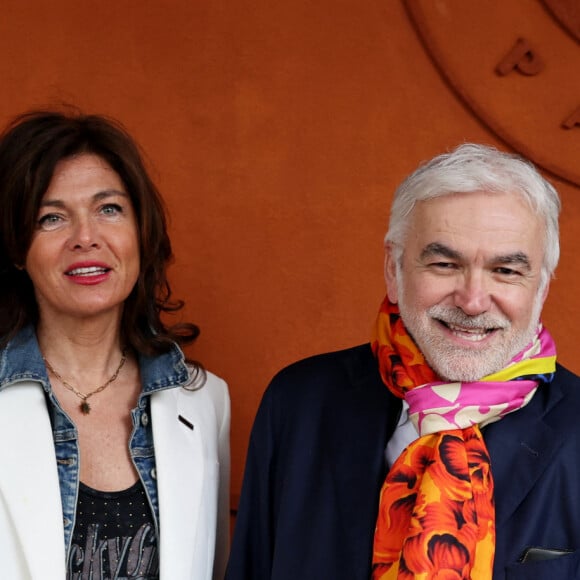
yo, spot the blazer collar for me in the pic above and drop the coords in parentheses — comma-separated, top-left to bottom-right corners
(151, 387, 208, 579)
(484, 375, 565, 526)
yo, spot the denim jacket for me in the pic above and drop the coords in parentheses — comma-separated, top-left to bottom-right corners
(0, 324, 193, 559)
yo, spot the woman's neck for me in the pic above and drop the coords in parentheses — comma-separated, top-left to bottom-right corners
(36, 315, 126, 379)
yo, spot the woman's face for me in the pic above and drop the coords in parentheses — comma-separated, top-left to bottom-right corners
(25, 153, 140, 326)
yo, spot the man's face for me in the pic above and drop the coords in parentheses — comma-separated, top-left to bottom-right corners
(385, 190, 548, 382)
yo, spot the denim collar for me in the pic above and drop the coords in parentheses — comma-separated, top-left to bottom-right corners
(0, 325, 191, 394)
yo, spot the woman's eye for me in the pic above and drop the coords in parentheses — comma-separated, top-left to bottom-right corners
(101, 203, 123, 215)
(37, 214, 63, 230)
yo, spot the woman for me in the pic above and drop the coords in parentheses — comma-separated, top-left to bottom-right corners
(0, 110, 230, 579)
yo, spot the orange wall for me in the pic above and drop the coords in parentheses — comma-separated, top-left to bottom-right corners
(1, 0, 578, 500)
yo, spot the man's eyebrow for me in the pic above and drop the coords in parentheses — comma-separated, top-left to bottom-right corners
(420, 243, 533, 271)
(420, 242, 462, 261)
(493, 252, 532, 271)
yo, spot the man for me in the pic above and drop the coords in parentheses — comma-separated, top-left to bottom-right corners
(226, 144, 580, 579)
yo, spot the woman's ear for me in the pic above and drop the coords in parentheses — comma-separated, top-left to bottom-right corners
(384, 242, 399, 304)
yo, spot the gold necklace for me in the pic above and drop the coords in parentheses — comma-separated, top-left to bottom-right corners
(43, 349, 128, 415)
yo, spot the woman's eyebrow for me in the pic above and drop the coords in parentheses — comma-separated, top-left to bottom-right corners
(39, 189, 128, 208)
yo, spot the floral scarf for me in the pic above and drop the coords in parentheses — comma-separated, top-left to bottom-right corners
(371, 297, 557, 579)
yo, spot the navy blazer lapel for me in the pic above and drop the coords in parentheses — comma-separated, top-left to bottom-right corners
(484, 378, 565, 527)
(321, 347, 400, 572)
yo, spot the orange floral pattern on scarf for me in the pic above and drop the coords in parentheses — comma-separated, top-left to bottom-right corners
(371, 297, 556, 579)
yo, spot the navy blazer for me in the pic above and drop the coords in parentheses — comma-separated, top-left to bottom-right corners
(226, 344, 580, 580)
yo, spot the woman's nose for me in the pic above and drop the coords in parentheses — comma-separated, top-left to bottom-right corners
(68, 217, 100, 250)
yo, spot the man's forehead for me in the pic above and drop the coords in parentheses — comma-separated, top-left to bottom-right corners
(409, 191, 543, 232)
(413, 189, 536, 209)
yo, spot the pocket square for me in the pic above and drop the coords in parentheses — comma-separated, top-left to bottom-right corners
(520, 547, 574, 563)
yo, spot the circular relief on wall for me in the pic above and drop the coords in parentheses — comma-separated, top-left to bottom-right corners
(404, 0, 580, 187)
(541, 0, 580, 42)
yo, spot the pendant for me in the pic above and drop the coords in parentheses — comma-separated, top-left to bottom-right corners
(80, 401, 91, 415)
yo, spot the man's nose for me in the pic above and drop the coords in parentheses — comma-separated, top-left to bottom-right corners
(453, 271, 491, 315)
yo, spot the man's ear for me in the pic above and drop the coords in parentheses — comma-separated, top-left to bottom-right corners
(384, 242, 399, 303)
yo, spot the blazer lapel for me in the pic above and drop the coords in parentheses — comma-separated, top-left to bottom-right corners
(0, 381, 65, 579)
(151, 388, 206, 578)
(322, 350, 400, 576)
(484, 381, 565, 527)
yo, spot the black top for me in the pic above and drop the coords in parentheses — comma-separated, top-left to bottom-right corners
(68, 479, 159, 579)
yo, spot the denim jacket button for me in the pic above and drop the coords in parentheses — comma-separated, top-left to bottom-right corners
(151, 468, 157, 480)
(141, 412, 149, 427)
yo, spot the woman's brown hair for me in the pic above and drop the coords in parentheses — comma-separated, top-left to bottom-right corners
(0, 108, 200, 362)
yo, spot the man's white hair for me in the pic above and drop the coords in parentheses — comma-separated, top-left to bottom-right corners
(386, 143, 561, 290)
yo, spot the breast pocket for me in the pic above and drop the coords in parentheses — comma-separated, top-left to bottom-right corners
(505, 549, 580, 579)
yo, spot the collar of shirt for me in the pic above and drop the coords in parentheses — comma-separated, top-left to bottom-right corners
(385, 400, 420, 468)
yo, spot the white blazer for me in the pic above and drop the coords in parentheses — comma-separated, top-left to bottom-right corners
(0, 372, 230, 580)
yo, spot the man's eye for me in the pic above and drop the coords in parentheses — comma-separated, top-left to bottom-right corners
(495, 267, 520, 276)
(430, 262, 457, 269)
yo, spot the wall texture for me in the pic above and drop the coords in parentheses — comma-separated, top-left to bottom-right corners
(1, 0, 578, 504)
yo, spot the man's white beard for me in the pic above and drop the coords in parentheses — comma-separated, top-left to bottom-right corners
(396, 279, 545, 382)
